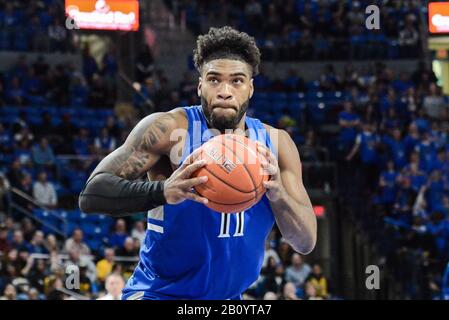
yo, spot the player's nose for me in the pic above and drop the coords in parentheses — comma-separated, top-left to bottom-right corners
(217, 83, 233, 100)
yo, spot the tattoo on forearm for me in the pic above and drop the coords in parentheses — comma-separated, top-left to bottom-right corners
(116, 150, 151, 180)
(101, 114, 176, 180)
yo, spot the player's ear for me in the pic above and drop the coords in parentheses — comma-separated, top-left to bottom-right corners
(197, 77, 202, 97)
(249, 78, 254, 99)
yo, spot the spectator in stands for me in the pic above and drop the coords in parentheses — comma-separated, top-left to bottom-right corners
(4, 217, 15, 242)
(97, 273, 125, 300)
(0, 283, 17, 300)
(21, 218, 35, 243)
(0, 123, 12, 154)
(55, 114, 78, 154)
(14, 140, 33, 169)
(32, 171, 57, 208)
(73, 128, 91, 156)
(109, 219, 128, 249)
(0, 173, 10, 214)
(96, 248, 115, 284)
(26, 259, 47, 294)
(117, 236, 138, 257)
(13, 127, 34, 150)
(89, 74, 110, 108)
(280, 282, 300, 300)
(5, 77, 26, 106)
(346, 121, 382, 193)
(423, 83, 447, 120)
(32, 138, 56, 170)
(7, 158, 23, 188)
(22, 67, 43, 100)
(263, 291, 278, 300)
(64, 229, 90, 256)
(384, 128, 407, 170)
(262, 261, 286, 297)
(135, 45, 155, 83)
(304, 281, 322, 300)
(277, 238, 293, 266)
(104, 116, 121, 141)
(29, 231, 48, 254)
(65, 249, 96, 284)
(398, 15, 419, 58)
(102, 47, 118, 97)
(133, 77, 157, 113)
(338, 100, 360, 156)
(27, 288, 40, 300)
(45, 273, 64, 300)
(13, 173, 34, 213)
(48, 17, 67, 52)
(131, 221, 146, 246)
(77, 261, 95, 297)
(45, 234, 59, 254)
(70, 75, 89, 107)
(82, 47, 99, 83)
(376, 160, 399, 210)
(262, 240, 281, 268)
(285, 253, 311, 289)
(10, 230, 30, 252)
(94, 128, 116, 156)
(0, 224, 9, 253)
(320, 64, 340, 91)
(306, 264, 329, 299)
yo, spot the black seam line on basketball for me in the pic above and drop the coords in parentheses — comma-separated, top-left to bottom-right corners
(203, 166, 257, 194)
(229, 135, 266, 190)
(222, 136, 259, 199)
(195, 188, 255, 205)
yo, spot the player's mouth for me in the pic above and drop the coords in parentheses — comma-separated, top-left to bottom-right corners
(212, 104, 237, 112)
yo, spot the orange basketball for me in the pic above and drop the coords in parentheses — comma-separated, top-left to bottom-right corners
(192, 134, 269, 213)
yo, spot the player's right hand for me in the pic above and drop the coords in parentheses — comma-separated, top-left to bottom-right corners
(163, 152, 209, 205)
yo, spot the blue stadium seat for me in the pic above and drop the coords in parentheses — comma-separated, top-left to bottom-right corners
(268, 92, 288, 102)
(306, 81, 320, 92)
(13, 31, 28, 51)
(86, 237, 103, 252)
(63, 221, 79, 236)
(81, 222, 102, 236)
(307, 102, 327, 125)
(67, 209, 82, 223)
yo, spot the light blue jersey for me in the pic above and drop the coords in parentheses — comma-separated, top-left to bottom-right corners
(122, 105, 276, 300)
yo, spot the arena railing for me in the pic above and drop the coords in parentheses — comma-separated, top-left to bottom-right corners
(10, 187, 68, 239)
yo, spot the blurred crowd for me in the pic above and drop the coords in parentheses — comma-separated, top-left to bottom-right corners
(245, 235, 330, 300)
(0, 0, 71, 52)
(0, 49, 118, 109)
(165, 0, 424, 60)
(334, 61, 449, 299)
(0, 0, 448, 300)
(0, 216, 145, 300)
(2, 52, 448, 299)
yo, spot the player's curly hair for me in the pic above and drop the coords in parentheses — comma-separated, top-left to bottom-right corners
(193, 26, 261, 76)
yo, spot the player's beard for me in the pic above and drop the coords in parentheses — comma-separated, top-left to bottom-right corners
(201, 96, 249, 133)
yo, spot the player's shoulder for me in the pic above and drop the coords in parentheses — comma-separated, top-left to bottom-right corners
(126, 108, 188, 153)
(135, 108, 188, 131)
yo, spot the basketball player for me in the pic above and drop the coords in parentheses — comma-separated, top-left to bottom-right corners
(79, 26, 317, 300)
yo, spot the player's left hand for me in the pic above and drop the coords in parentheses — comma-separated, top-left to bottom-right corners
(256, 142, 286, 202)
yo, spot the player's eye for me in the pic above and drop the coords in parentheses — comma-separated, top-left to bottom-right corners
(208, 78, 219, 84)
(233, 78, 244, 84)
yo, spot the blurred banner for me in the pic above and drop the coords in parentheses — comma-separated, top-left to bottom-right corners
(429, 2, 449, 34)
(65, 0, 139, 31)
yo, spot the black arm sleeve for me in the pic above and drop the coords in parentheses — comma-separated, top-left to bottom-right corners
(78, 172, 166, 216)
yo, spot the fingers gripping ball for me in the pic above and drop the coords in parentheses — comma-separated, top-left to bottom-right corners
(191, 134, 269, 213)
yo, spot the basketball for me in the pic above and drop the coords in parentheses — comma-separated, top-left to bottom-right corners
(192, 134, 269, 213)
